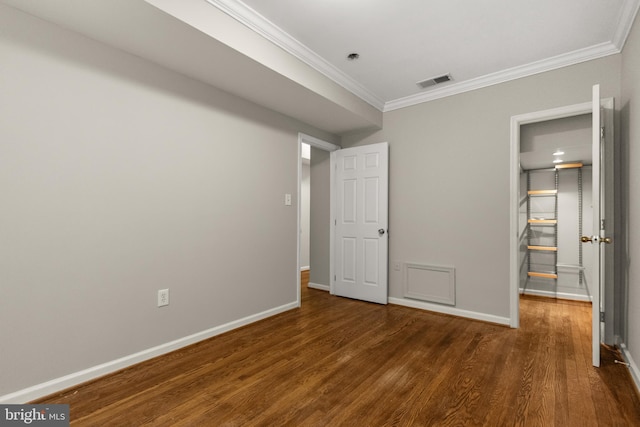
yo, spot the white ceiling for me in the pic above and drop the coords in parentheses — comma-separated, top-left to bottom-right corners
(3, 0, 639, 134)
(226, 0, 639, 109)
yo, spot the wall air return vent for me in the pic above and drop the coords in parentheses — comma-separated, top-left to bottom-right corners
(417, 73, 452, 89)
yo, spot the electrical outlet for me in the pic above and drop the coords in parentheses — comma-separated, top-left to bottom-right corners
(158, 289, 169, 307)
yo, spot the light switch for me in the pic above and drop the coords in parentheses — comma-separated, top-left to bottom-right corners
(285, 193, 292, 206)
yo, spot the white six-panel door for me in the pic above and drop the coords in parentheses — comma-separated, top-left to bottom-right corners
(332, 143, 389, 304)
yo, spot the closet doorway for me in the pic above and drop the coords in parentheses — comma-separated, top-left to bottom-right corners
(519, 114, 594, 302)
(296, 133, 339, 306)
(509, 86, 615, 367)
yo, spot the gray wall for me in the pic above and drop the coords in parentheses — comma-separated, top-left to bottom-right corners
(300, 162, 310, 269)
(342, 55, 621, 319)
(309, 147, 331, 287)
(621, 11, 640, 381)
(0, 6, 335, 397)
(556, 168, 593, 298)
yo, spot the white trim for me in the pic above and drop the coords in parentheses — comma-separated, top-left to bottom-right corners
(204, 0, 385, 111)
(388, 297, 510, 326)
(511, 102, 593, 126)
(518, 288, 592, 302)
(300, 266, 310, 271)
(308, 282, 330, 292)
(620, 343, 640, 395)
(299, 133, 340, 152)
(0, 301, 298, 404)
(385, 43, 619, 112)
(613, 0, 640, 50)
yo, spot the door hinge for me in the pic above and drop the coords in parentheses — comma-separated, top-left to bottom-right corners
(601, 219, 605, 230)
(600, 311, 605, 322)
(600, 126, 605, 139)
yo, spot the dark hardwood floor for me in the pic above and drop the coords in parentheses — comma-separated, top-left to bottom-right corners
(35, 288, 640, 426)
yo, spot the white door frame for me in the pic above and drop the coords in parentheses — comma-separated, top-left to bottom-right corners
(510, 101, 593, 328)
(296, 133, 340, 307)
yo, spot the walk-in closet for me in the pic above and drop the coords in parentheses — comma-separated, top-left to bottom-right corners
(519, 113, 594, 301)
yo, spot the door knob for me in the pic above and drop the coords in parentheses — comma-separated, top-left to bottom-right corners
(600, 237, 613, 244)
(378, 229, 386, 236)
(581, 236, 593, 243)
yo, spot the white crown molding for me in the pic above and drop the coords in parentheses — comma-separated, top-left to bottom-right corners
(204, 0, 385, 111)
(612, 0, 640, 50)
(384, 42, 621, 112)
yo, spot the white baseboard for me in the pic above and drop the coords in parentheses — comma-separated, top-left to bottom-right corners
(0, 301, 299, 404)
(519, 288, 592, 302)
(308, 282, 330, 291)
(620, 343, 640, 395)
(300, 266, 310, 271)
(388, 297, 510, 326)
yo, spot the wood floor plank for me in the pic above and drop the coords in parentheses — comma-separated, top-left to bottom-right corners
(300, 269, 310, 288)
(33, 289, 640, 426)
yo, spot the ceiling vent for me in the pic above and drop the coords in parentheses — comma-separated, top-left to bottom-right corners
(416, 73, 452, 89)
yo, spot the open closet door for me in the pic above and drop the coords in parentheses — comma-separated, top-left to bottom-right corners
(590, 84, 602, 367)
(332, 143, 389, 304)
(584, 84, 614, 367)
